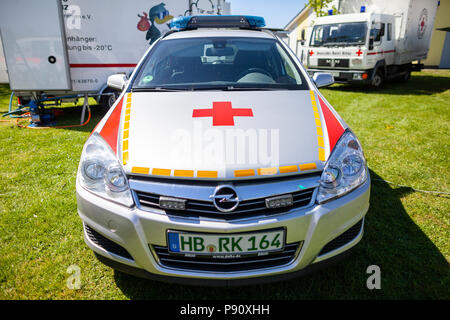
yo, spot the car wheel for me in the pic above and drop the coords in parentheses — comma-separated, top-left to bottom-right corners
(100, 89, 119, 109)
(369, 70, 384, 89)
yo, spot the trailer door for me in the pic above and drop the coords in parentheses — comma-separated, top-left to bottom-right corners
(0, 0, 71, 91)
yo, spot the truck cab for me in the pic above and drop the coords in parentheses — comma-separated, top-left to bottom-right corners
(306, 12, 408, 88)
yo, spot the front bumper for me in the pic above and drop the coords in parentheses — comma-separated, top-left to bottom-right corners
(307, 69, 371, 84)
(76, 176, 370, 285)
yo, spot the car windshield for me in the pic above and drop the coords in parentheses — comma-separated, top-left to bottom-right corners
(132, 37, 308, 90)
(310, 22, 368, 47)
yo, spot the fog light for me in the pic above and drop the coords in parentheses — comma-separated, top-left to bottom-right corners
(265, 194, 293, 209)
(353, 73, 363, 80)
(159, 197, 186, 210)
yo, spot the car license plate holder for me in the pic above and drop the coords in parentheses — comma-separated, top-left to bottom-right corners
(330, 71, 340, 78)
(167, 229, 285, 257)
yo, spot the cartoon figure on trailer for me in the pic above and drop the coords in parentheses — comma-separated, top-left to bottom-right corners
(137, 3, 174, 44)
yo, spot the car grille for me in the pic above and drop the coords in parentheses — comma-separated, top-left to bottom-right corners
(334, 59, 349, 67)
(84, 224, 133, 260)
(134, 188, 314, 220)
(319, 219, 363, 256)
(152, 242, 301, 272)
(318, 58, 332, 67)
(318, 58, 349, 68)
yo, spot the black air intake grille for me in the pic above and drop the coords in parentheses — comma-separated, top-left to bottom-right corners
(134, 189, 314, 220)
(333, 58, 349, 67)
(318, 58, 332, 67)
(84, 224, 133, 260)
(319, 219, 363, 256)
(152, 242, 300, 272)
(318, 58, 349, 68)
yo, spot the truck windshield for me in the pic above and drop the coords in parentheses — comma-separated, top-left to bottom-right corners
(310, 22, 368, 47)
(132, 37, 308, 91)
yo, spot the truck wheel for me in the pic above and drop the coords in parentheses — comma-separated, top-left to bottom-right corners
(100, 89, 119, 109)
(396, 71, 411, 83)
(370, 70, 384, 89)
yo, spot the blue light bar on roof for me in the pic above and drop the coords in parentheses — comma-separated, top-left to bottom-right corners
(169, 15, 266, 30)
(170, 16, 191, 29)
(243, 16, 266, 28)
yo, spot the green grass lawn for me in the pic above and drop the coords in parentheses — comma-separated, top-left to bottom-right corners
(0, 70, 448, 299)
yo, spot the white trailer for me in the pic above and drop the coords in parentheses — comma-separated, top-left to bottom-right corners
(306, 0, 438, 87)
(0, 35, 8, 83)
(0, 0, 231, 110)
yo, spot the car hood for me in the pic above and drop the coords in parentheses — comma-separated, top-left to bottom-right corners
(99, 90, 345, 180)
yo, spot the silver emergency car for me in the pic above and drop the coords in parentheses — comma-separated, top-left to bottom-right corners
(76, 15, 370, 286)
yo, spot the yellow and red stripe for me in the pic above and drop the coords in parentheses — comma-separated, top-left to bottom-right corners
(98, 97, 124, 154)
(317, 95, 345, 151)
(122, 93, 132, 165)
(310, 91, 326, 161)
(130, 162, 318, 179)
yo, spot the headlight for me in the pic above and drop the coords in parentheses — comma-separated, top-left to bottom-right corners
(317, 130, 367, 203)
(77, 132, 134, 207)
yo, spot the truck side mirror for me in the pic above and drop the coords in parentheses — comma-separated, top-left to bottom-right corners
(380, 23, 385, 37)
(369, 37, 374, 50)
(107, 73, 128, 91)
(313, 73, 334, 88)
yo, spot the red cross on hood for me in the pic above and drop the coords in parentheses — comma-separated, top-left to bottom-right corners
(193, 101, 253, 126)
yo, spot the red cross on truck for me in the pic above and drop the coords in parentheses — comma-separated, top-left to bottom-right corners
(304, 0, 437, 88)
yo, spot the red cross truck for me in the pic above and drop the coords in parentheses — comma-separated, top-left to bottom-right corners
(76, 15, 370, 286)
(305, 0, 438, 88)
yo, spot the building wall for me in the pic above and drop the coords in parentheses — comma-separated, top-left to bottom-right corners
(286, 8, 313, 52)
(285, 0, 339, 57)
(423, 0, 449, 66)
(291, 13, 314, 64)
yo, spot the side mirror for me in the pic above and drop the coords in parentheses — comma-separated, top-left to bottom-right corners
(313, 73, 334, 88)
(369, 37, 374, 50)
(107, 73, 128, 91)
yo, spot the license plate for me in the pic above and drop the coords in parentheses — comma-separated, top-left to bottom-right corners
(330, 71, 340, 78)
(167, 229, 285, 256)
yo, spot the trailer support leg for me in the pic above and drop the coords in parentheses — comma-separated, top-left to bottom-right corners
(80, 93, 88, 125)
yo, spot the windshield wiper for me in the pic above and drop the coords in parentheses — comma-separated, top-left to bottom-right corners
(132, 87, 191, 92)
(346, 42, 365, 45)
(323, 42, 345, 47)
(323, 41, 363, 47)
(192, 86, 284, 91)
(133, 86, 294, 92)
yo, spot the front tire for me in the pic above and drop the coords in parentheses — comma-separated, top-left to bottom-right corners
(100, 89, 119, 109)
(369, 70, 384, 89)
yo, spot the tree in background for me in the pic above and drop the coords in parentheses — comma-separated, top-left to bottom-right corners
(307, 0, 339, 17)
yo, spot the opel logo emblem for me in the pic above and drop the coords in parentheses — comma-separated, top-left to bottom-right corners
(210, 185, 239, 213)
